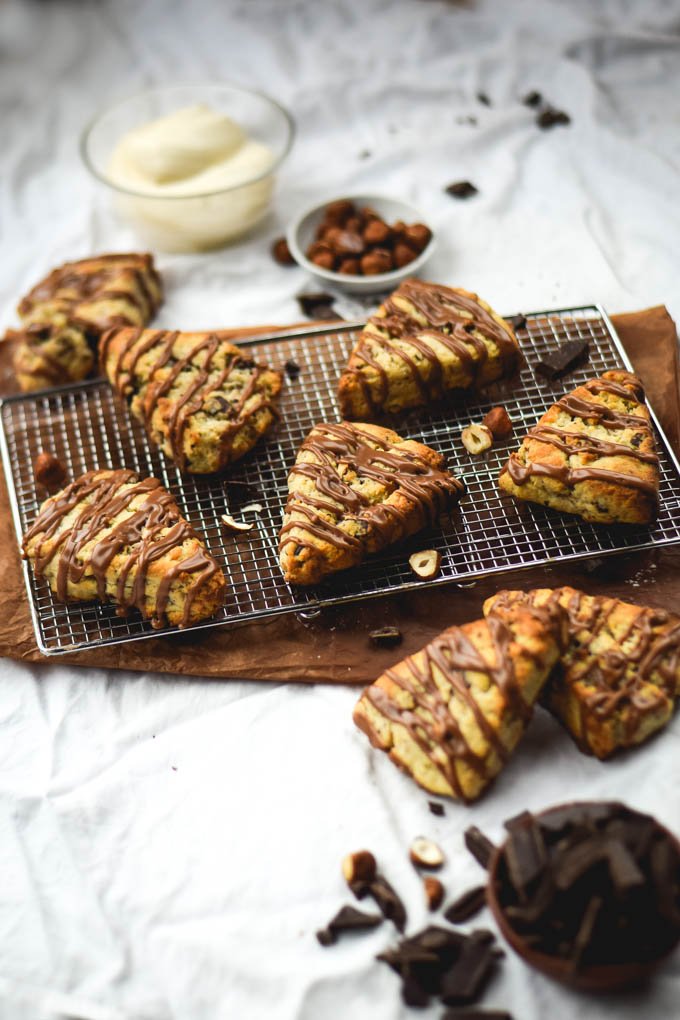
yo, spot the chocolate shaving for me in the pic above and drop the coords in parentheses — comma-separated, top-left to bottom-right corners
(522, 90, 543, 108)
(464, 826, 496, 870)
(316, 904, 382, 946)
(297, 293, 341, 321)
(429, 800, 445, 817)
(444, 885, 487, 924)
(369, 626, 402, 648)
(535, 338, 589, 380)
(476, 92, 491, 106)
(284, 359, 301, 378)
(445, 180, 479, 199)
(536, 105, 571, 130)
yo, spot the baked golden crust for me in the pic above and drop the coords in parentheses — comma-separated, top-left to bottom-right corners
(499, 370, 659, 524)
(279, 421, 465, 585)
(100, 329, 282, 474)
(22, 469, 225, 628)
(352, 604, 565, 802)
(10, 253, 162, 392)
(483, 587, 680, 759)
(338, 278, 519, 419)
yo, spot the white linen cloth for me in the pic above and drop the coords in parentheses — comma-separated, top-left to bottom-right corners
(1, 0, 679, 1017)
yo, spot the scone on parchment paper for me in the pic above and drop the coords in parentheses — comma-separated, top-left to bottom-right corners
(101, 328, 282, 473)
(279, 420, 465, 585)
(499, 370, 659, 524)
(23, 468, 225, 628)
(484, 586, 680, 759)
(338, 278, 519, 419)
(8, 253, 162, 392)
(353, 602, 566, 803)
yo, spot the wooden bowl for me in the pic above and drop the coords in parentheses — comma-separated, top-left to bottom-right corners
(486, 801, 680, 993)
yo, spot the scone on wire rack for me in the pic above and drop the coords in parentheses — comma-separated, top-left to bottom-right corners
(353, 602, 567, 803)
(499, 370, 659, 524)
(279, 421, 465, 585)
(484, 586, 680, 759)
(8, 253, 162, 392)
(101, 328, 282, 473)
(22, 468, 226, 628)
(337, 278, 520, 419)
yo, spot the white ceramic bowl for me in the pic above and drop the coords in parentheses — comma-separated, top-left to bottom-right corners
(81, 83, 294, 253)
(286, 194, 436, 294)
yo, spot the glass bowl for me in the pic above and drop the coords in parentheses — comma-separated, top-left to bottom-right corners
(81, 83, 294, 253)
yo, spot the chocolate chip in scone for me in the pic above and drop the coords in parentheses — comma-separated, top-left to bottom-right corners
(369, 626, 402, 648)
(284, 359, 301, 379)
(429, 800, 445, 817)
(522, 90, 543, 108)
(464, 826, 497, 870)
(445, 180, 479, 199)
(536, 105, 571, 129)
(271, 237, 295, 266)
(535, 338, 589, 380)
(297, 292, 341, 321)
(444, 885, 487, 924)
(316, 904, 382, 946)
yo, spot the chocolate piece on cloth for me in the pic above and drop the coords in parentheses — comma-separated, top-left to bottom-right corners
(0, 307, 678, 678)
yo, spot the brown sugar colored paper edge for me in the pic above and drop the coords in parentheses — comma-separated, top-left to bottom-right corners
(0, 308, 678, 682)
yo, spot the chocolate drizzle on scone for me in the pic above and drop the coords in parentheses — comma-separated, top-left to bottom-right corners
(485, 587, 680, 759)
(353, 606, 565, 802)
(23, 469, 225, 628)
(279, 422, 464, 584)
(338, 279, 519, 419)
(100, 329, 282, 473)
(500, 371, 659, 523)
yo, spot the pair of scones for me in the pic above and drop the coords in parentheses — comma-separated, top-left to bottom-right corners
(354, 586, 680, 801)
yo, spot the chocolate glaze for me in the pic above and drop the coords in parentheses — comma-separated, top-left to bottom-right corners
(280, 423, 464, 559)
(359, 612, 542, 802)
(345, 279, 518, 413)
(23, 469, 220, 628)
(102, 330, 278, 470)
(504, 373, 658, 499)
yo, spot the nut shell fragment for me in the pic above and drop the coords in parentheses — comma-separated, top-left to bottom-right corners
(221, 514, 254, 532)
(424, 876, 445, 911)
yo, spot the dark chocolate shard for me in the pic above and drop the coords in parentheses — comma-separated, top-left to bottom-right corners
(442, 1011, 513, 1020)
(476, 92, 491, 106)
(553, 836, 610, 891)
(440, 930, 497, 1006)
(429, 800, 446, 817)
(297, 292, 341, 321)
(445, 180, 479, 199)
(316, 904, 382, 945)
(402, 973, 430, 1008)
(569, 895, 603, 972)
(464, 826, 496, 870)
(503, 811, 547, 900)
(535, 338, 589, 380)
(522, 90, 543, 108)
(284, 359, 301, 378)
(368, 874, 407, 932)
(369, 626, 402, 648)
(537, 105, 571, 129)
(605, 840, 645, 893)
(444, 885, 487, 924)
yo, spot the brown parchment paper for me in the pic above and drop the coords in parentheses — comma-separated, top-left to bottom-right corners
(0, 306, 678, 682)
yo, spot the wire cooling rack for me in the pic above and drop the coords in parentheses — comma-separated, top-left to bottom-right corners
(2, 304, 680, 655)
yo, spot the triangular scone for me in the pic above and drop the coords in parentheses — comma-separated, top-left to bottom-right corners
(353, 604, 566, 803)
(279, 421, 464, 585)
(22, 469, 226, 628)
(101, 329, 282, 473)
(338, 279, 519, 419)
(484, 587, 680, 759)
(499, 370, 659, 524)
(10, 253, 162, 392)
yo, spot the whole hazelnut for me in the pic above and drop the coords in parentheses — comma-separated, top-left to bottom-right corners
(392, 219, 408, 237)
(306, 240, 334, 260)
(310, 250, 336, 271)
(34, 451, 66, 490)
(345, 215, 363, 233)
(338, 258, 361, 275)
(324, 198, 355, 225)
(322, 226, 344, 250)
(332, 230, 365, 256)
(403, 223, 432, 253)
(271, 237, 295, 266)
(361, 249, 393, 275)
(393, 242, 418, 268)
(363, 219, 392, 246)
(360, 205, 380, 222)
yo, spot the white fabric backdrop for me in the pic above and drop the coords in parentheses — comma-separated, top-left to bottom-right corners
(1, 1, 679, 1017)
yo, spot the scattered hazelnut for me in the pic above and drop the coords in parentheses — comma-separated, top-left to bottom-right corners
(33, 452, 66, 490)
(482, 406, 513, 440)
(271, 237, 295, 266)
(461, 423, 493, 455)
(361, 249, 393, 275)
(393, 242, 418, 268)
(310, 250, 336, 271)
(392, 219, 407, 236)
(307, 240, 334, 260)
(324, 198, 354, 224)
(402, 223, 432, 252)
(363, 219, 392, 246)
(241, 503, 264, 513)
(409, 836, 445, 870)
(360, 205, 380, 221)
(342, 849, 377, 886)
(338, 258, 361, 275)
(408, 549, 441, 581)
(221, 514, 254, 532)
(424, 876, 445, 911)
(345, 215, 363, 233)
(332, 230, 365, 256)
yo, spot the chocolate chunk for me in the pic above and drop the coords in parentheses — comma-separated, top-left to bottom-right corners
(442, 1011, 513, 1020)
(444, 886, 487, 924)
(536, 105, 571, 129)
(535, 338, 589, 380)
(271, 237, 295, 266)
(605, 840, 645, 893)
(429, 800, 445, 817)
(522, 90, 543, 108)
(445, 180, 479, 199)
(476, 92, 491, 106)
(440, 930, 497, 1006)
(284, 359, 301, 379)
(503, 811, 547, 901)
(506, 313, 527, 331)
(464, 826, 496, 870)
(369, 626, 402, 648)
(316, 904, 382, 946)
(368, 874, 407, 932)
(297, 292, 341, 321)
(402, 973, 430, 1008)
(569, 895, 602, 971)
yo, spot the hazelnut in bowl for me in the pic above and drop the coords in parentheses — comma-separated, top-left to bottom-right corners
(286, 195, 436, 294)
